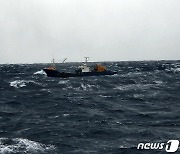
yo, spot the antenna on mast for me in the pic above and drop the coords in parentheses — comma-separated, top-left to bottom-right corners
(62, 58, 67, 63)
(84, 57, 89, 63)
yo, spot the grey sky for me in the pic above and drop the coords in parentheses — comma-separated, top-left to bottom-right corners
(0, 0, 180, 63)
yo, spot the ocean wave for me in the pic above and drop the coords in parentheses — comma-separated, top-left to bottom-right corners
(0, 138, 55, 154)
(165, 67, 180, 73)
(153, 80, 163, 85)
(79, 83, 99, 91)
(10, 80, 27, 88)
(172, 67, 180, 72)
(63, 82, 99, 91)
(99, 95, 112, 98)
(114, 83, 154, 91)
(34, 70, 46, 75)
(58, 80, 69, 84)
(9, 80, 42, 88)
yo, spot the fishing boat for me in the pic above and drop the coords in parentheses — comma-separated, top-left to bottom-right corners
(43, 57, 117, 78)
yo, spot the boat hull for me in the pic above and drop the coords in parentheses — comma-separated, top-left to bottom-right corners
(43, 69, 117, 78)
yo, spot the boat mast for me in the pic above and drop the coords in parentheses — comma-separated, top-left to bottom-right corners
(62, 58, 67, 63)
(51, 58, 56, 68)
(84, 57, 89, 64)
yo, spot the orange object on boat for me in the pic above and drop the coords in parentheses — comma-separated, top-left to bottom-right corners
(47, 67, 56, 70)
(94, 64, 106, 72)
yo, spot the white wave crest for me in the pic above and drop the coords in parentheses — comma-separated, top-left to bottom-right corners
(34, 70, 46, 75)
(10, 80, 38, 88)
(165, 67, 180, 73)
(10, 80, 27, 88)
(58, 80, 69, 84)
(114, 84, 153, 91)
(80, 83, 97, 91)
(173, 67, 180, 72)
(0, 138, 55, 154)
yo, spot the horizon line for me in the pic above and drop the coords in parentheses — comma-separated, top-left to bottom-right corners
(0, 59, 180, 65)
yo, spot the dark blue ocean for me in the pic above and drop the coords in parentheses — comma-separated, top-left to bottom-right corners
(0, 61, 180, 154)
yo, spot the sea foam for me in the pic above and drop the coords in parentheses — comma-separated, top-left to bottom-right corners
(0, 138, 55, 154)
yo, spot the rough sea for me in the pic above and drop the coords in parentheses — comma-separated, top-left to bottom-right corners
(0, 61, 180, 154)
